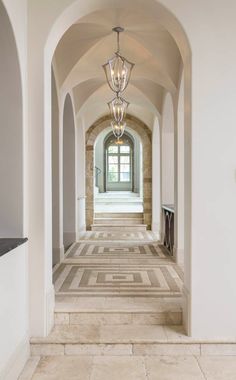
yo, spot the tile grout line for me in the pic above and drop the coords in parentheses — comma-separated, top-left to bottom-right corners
(143, 356, 150, 380)
(194, 355, 208, 380)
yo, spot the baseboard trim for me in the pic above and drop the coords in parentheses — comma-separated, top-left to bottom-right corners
(46, 286, 55, 335)
(53, 246, 64, 266)
(0, 337, 29, 380)
(173, 247, 184, 265)
(182, 285, 191, 336)
(151, 223, 160, 239)
(77, 226, 86, 239)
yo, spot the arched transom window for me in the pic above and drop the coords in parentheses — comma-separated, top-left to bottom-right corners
(105, 134, 133, 191)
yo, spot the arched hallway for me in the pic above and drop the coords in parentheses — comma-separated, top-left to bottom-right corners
(1, 0, 236, 379)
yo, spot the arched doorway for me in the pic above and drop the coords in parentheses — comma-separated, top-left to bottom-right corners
(86, 115, 152, 229)
(63, 94, 76, 250)
(104, 133, 134, 192)
(28, 0, 193, 337)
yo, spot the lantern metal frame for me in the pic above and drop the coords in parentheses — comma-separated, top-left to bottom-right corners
(111, 120, 126, 139)
(102, 27, 135, 94)
(108, 94, 129, 123)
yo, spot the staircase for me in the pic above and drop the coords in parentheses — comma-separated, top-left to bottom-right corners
(93, 191, 146, 231)
(91, 212, 147, 231)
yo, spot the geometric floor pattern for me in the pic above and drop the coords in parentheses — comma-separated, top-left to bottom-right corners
(66, 242, 168, 258)
(78, 231, 157, 241)
(54, 236, 183, 298)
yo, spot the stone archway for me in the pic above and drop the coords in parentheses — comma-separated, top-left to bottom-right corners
(86, 114, 152, 229)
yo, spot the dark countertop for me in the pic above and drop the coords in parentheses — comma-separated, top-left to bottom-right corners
(162, 204, 175, 213)
(0, 238, 28, 257)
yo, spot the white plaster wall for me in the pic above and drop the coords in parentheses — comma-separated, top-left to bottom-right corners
(152, 117, 161, 236)
(76, 117, 86, 235)
(0, 1, 29, 378)
(52, 70, 64, 265)
(63, 94, 76, 248)
(0, 244, 29, 379)
(0, 1, 23, 237)
(161, 92, 174, 205)
(94, 128, 108, 193)
(176, 70, 184, 263)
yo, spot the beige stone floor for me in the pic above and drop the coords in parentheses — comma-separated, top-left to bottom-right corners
(20, 354, 236, 380)
(53, 238, 183, 299)
(21, 233, 236, 379)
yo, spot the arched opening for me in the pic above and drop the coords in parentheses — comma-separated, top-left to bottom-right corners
(51, 68, 64, 265)
(0, 0, 23, 237)
(176, 69, 185, 265)
(94, 128, 143, 216)
(161, 93, 175, 206)
(152, 116, 161, 237)
(87, 115, 151, 228)
(26, 0, 192, 337)
(63, 94, 76, 250)
(161, 93, 175, 254)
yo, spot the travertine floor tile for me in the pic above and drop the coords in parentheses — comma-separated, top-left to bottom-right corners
(145, 356, 205, 380)
(99, 324, 166, 343)
(197, 356, 236, 379)
(32, 356, 93, 380)
(90, 356, 147, 380)
(19, 357, 40, 379)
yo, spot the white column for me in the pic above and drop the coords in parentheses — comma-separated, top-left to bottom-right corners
(76, 117, 86, 237)
(63, 94, 76, 249)
(28, 43, 54, 337)
(52, 70, 64, 265)
(152, 117, 161, 237)
(173, 70, 185, 265)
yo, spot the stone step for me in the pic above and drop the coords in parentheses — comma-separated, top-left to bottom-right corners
(96, 192, 140, 198)
(54, 310, 182, 326)
(95, 199, 143, 204)
(30, 325, 180, 357)
(91, 224, 147, 232)
(95, 212, 144, 219)
(30, 325, 236, 357)
(93, 218, 144, 225)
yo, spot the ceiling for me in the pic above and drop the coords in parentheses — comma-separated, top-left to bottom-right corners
(53, 7, 182, 129)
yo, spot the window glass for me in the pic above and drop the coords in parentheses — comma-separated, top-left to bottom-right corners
(120, 156, 130, 164)
(120, 164, 130, 173)
(107, 137, 132, 184)
(120, 172, 130, 182)
(120, 146, 130, 153)
(108, 164, 118, 173)
(108, 156, 118, 164)
(108, 145, 118, 154)
(108, 172, 118, 182)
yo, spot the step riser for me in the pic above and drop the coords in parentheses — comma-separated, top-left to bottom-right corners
(95, 200, 143, 204)
(94, 219, 144, 225)
(54, 312, 182, 326)
(95, 213, 143, 218)
(30, 342, 234, 357)
(91, 225, 147, 231)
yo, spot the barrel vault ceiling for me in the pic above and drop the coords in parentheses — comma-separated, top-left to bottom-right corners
(53, 7, 182, 129)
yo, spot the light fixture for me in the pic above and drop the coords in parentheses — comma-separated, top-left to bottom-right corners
(115, 139, 124, 145)
(111, 120, 126, 139)
(108, 95, 129, 123)
(103, 27, 134, 94)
